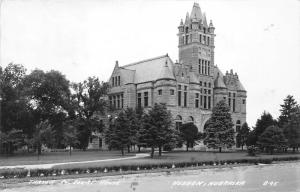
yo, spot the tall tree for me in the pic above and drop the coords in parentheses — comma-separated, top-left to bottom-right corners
(142, 103, 177, 157)
(253, 111, 276, 145)
(238, 122, 250, 150)
(0, 63, 31, 154)
(24, 69, 71, 148)
(71, 77, 108, 150)
(62, 121, 79, 156)
(278, 95, 298, 128)
(179, 123, 200, 151)
(283, 107, 300, 152)
(257, 125, 287, 154)
(204, 100, 235, 152)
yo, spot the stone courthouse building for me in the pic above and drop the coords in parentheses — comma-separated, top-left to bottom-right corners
(93, 3, 247, 149)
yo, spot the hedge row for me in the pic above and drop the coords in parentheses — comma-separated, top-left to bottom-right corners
(0, 156, 298, 179)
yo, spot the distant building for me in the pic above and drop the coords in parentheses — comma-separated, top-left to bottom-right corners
(89, 3, 247, 149)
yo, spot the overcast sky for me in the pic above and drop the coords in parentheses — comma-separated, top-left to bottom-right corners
(1, 0, 300, 127)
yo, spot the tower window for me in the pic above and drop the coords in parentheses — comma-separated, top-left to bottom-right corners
(208, 61, 210, 75)
(208, 96, 211, 109)
(208, 82, 211, 88)
(243, 99, 246, 104)
(233, 98, 236, 112)
(185, 35, 189, 44)
(200, 81, 202, 86)
(195, 93, 199, 108)
(204, 96, 207, 109)
(118, 76, 120, 86)
(204, 82, 207, 87)
(207, 37, 210, 46)
(113, 95, 116, 108)
(199, 34, 202, 43)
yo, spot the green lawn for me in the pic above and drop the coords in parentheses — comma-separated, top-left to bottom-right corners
(53, 151, 300, 170)
(0, 150, 134, 166)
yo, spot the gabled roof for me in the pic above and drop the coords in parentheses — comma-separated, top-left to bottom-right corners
(120, 54, 175, 84)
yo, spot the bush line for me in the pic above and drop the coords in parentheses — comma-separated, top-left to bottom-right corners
(0, 156, 298, 179)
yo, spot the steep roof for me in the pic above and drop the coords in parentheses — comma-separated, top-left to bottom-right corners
(120, 54, 175, 84)
(190, 3, 202, 20)
(157, 60, 175, 81)
(213, 66, 226, 89)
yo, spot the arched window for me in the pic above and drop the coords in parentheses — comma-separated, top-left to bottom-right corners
(187, 116, 194, 123)
(236, 120, 241, 125)
(175, 115, 182, 131)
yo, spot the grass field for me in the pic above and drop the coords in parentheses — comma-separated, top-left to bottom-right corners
(53, 151, 300, 170)
(0, 150, 134, 166)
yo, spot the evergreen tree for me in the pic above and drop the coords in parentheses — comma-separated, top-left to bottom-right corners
(238, 122, 250, 150)
(142, 103, 177, 157)
(257, 125, 287, 154)
(278, 95, 298, 128)
(283, 107, 300, 152)
(253, 111, 276, 144)
(179, 123, 200, 151)
(204, 100, 235, 152)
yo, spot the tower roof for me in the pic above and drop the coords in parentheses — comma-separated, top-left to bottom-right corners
(214, 72, 226, 89)
(190, 3, 202, 20)
(157, 59, 176, 81)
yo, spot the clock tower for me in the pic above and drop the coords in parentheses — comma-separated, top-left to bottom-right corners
(178, 3, 215, 78)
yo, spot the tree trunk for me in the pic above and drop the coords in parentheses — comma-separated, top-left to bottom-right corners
(159, 146, 162, 156)
(241, 145, 244, 151)
(121, 147, 124, 156)
(186, 142, 189, 151)
(219, 147, 222, 153)
(38, 144, 42, 156)
(151, 147, 154, 158)
(69, 146, 72, 156)
(138, 146, 141, 153)
(127, 145, 130, 153)
(293, 147, 295, 153)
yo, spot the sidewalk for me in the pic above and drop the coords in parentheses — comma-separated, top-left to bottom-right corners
(0, 153, 149, 170)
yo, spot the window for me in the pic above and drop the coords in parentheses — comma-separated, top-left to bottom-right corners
(178, 85, 182, 90)
(208, 82, 211, 88)
(170, 89, 175, 95)
(207, 37, 210, 46)
(200, 81, 202, 86)
(195, 93, 199, 108)
(109, 96, 112, 107)
(233, 98, 236, 112)
(184, 86, 187, 91)
(243, 99, 246, 104)
(158, 89, 162, 95)
(178, 90, 182, 106)
(112, 77, 114, 86)
(113, 95, 116, 108)
(175, 115, 182, 131)
(185, 35, 189, 44)
(203, 35, 206, 44)
(208, 96, 211, 109)
(202, 60, 204, 74)
(204, 82, 207, 87)
(204, 60, 207, 75)
(184, 92, 187, 107)
(233, 93, 236, 97)
(208, 89, 211, 94)
(185, 27, 188, 33)
(204, 96, 207, 109)
(200, 95, 203, 107)
(137, 93, 142, 108)
(121, 94, 124, 108)
(198, 59, 201, 74)
(117, 95, 120, 108)
(199, 34, 202, 43)
(204, 89, 207, 94)
(144, 92, 148, 107)
(208, 61, 210, 75)
(118, 76, 120, 86)
(228, 98, 231, 107)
